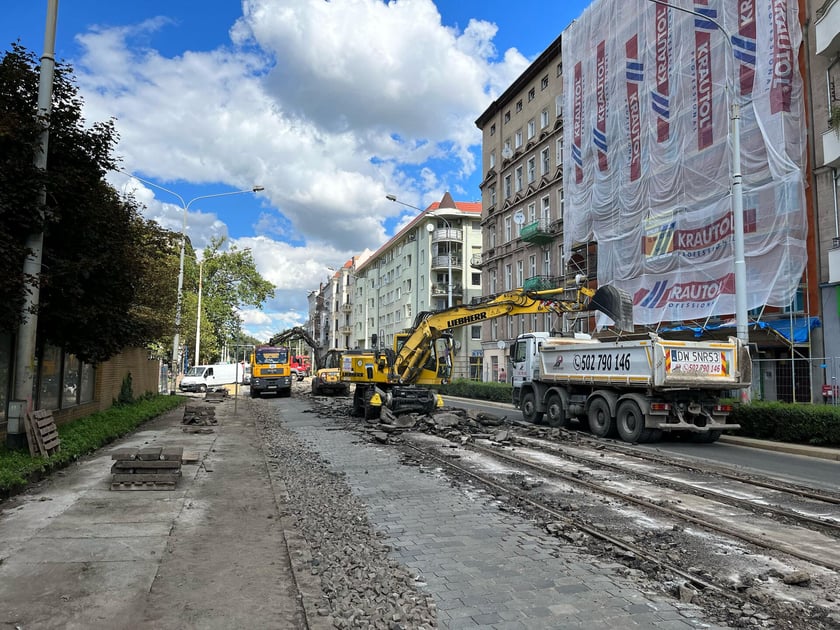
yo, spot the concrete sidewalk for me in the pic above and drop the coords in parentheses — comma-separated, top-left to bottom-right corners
(0, 397, 308, 630)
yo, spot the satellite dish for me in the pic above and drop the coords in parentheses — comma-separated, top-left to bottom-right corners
(497, 340, 506, 350)
(513, 210, 525, 225)
(502, 146, 513, 159)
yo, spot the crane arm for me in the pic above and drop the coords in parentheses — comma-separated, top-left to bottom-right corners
(268, 326, 326, 367)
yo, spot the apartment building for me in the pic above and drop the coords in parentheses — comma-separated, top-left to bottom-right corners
(308, 193, 483, 379)
(813, 0, 840, 368)
(474, 35, 584, 382)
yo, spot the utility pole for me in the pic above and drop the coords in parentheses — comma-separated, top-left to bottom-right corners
(9, 0, 59, 449)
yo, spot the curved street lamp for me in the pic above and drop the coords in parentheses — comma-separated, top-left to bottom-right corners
(386, 194, 454, 308)
(123, 172, 264, 393)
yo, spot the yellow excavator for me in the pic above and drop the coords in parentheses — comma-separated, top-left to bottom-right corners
(342, 280, 633, 419)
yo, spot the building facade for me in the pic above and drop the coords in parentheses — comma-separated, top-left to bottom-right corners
(308, 193, 483, 379)
(474, 36, 585, 383)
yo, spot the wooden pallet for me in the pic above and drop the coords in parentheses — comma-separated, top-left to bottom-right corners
(23, 409, 60, 458)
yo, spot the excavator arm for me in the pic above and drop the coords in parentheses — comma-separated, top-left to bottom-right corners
(269, 326, 326, 368)
(391, 283, 633, 385)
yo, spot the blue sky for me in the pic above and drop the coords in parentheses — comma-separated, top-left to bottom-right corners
(3, 0, 592, 341)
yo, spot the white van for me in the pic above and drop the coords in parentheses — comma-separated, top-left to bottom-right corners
(179, 363, 243, 392)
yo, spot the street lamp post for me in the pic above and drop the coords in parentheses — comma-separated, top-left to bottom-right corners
(386, 194, 454, 308)
(122, 172, 264, 393)
(644, 0, 749, 402)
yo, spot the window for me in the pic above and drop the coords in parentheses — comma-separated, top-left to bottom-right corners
(504, 174, 512, 199)
(515, 166, 523, 192)
(489, 150, 495, 168)
(490, 123, 496, 136)
(541, 75, 549, 90)
(505, 216, 512, 242)
(541, 109, 549, 129)
(471, 272, 481, 285)
(515, 99, 523, 112)
(557, 137, 563, 164)
(529, 255, 537, 277)
(527, 157, 536, 183)
(558, 189, 565, 221)
(505, 264, 512, 290)
(471, 326, 482, 340)
(556, 61, 563, 76)
(528, 202, 536, 223)
(38, 345, 61, 411)
(503, 139, 511, 155)
(541, 195, 551, 221)
(490, 185, 497, 207)
(527, 119, 536, 140)
(490, 268, 497, 293)
(514, 130, 523, 149)
(62, 354, 80, 408)
(528, 87, 535, 101)
(555, 95, 563, 117)
(517, 260, 524, 287)
(541, 147, 550, 175)
(543, 250, 551, 275)
(504, 110, 510, 123)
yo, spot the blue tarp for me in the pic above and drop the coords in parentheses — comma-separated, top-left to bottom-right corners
(660, 317, 821, 343)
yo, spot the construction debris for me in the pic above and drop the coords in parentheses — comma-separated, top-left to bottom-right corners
(109, 446, 183, 490)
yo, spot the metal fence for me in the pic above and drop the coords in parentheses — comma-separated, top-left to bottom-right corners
(751, 356, 840, 405)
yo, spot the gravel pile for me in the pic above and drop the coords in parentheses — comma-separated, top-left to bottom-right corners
(253, 404, 438, 629)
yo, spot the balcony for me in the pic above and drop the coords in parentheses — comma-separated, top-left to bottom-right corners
(470, 253, 483, 268)
(431, 282, 463, 296)
(341, 302, 352, 313)
(523, 275, 562, 291)
(520, 218, 554, 245)
(339, 326, 352, 335)
(817, 0, 840, 56)
(823, 127, 840, 167)
(429, 227, 463, 243)
(431, 254, 463, 270)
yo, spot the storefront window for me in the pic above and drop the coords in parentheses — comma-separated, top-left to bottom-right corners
(80, 362, 95, 404)
(39, 345, 61, 411)
(62, 355, 80, 408)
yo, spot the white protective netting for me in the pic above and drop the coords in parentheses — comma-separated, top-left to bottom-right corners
(562, 0, 807, 326)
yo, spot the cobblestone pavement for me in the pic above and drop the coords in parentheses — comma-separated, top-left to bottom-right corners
(274, 397, 731, 630)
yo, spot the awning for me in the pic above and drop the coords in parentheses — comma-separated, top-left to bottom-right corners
(659, 317, 821, 345)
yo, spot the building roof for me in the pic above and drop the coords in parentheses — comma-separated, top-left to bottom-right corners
(354, 194, 481, 274)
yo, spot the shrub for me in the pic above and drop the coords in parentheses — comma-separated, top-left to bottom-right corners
(436, 378, 512, 404)
(116, 372, 134, 406)
(729, 400, 840, 446)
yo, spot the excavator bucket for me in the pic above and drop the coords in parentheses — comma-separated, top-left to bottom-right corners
(589, 285, 634, 332)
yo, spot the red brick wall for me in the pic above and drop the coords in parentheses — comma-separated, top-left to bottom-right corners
(1, 347, 162, 436)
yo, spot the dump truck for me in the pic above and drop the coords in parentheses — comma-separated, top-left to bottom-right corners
(511, 331, 751, 443)
(249, 345, 293, 398)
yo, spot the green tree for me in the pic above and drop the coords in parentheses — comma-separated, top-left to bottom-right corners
(183, 237, 275, 361)
(0, 44, 179, 362)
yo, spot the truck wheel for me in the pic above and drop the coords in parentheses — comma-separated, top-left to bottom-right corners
(587, 398, 614, 438)
(616, 400, 655, 443)
(250, 389, 259, 399)
(546, 394, 568, 428)
(521, 391, 544, 424)
(198, 384, 207, 393)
